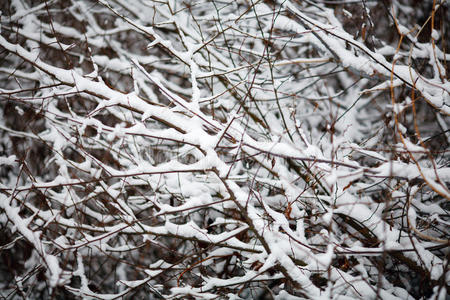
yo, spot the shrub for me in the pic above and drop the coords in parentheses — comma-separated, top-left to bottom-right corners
(0, 0, 448, 299)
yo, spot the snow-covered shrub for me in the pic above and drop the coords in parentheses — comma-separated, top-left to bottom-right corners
(0, 0, 448, 299)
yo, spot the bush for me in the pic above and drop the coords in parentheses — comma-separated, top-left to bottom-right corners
(0, 0, 448, 299)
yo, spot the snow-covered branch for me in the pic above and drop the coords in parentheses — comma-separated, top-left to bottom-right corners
(0, 0, 448, 298)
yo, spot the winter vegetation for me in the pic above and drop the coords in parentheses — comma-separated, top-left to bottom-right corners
(0, 0, 449, 299)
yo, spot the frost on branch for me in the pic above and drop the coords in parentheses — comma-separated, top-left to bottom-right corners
(0, 0, 448, 299)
